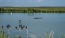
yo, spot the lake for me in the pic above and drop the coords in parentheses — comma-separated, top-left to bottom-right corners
(0, 13, 65, 38)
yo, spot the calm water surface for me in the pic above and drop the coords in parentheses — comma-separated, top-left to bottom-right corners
(0, 13, 65, 38)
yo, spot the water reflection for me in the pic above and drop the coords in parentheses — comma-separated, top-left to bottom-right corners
(27, 13, 34, 16)
(0, 13, 13, 15)
(0, 13, 5, 15)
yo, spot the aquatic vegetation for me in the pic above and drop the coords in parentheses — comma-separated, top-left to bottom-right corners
(0, 29, 65, 38)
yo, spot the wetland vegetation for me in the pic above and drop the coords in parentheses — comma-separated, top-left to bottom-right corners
(0, 7, 65, 13)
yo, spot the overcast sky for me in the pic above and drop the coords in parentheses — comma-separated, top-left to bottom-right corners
(0, 0, 65, 7)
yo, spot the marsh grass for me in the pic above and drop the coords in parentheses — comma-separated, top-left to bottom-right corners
(0, 7, 65, 13)
(0, 28, 65, 38)
(0, 30, 6, 38)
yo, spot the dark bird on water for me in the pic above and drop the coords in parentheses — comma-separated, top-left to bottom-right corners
(15, 26, 18, 29)
(19, 36, 22, 38)
(6, 24, 11, 29)
(1, 25, 4, 29)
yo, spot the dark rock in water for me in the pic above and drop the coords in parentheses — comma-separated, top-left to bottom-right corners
(34, 17, 42, 19)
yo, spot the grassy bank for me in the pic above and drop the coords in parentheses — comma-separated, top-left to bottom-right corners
(0, 7, 65, 13)
(0, 30, 6, 38)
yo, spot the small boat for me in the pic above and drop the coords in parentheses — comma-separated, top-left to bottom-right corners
(34, 17, 42, 19)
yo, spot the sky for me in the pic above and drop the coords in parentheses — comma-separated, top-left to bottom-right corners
(0, 0, 65, 7)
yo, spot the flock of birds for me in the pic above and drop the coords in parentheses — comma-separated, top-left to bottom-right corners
(0, 20, 27, 30)
(0, 20, 28, 38)
(0, 20, 55, 38)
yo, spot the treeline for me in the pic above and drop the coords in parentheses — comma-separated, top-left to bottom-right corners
(0, 7, 65, 13)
